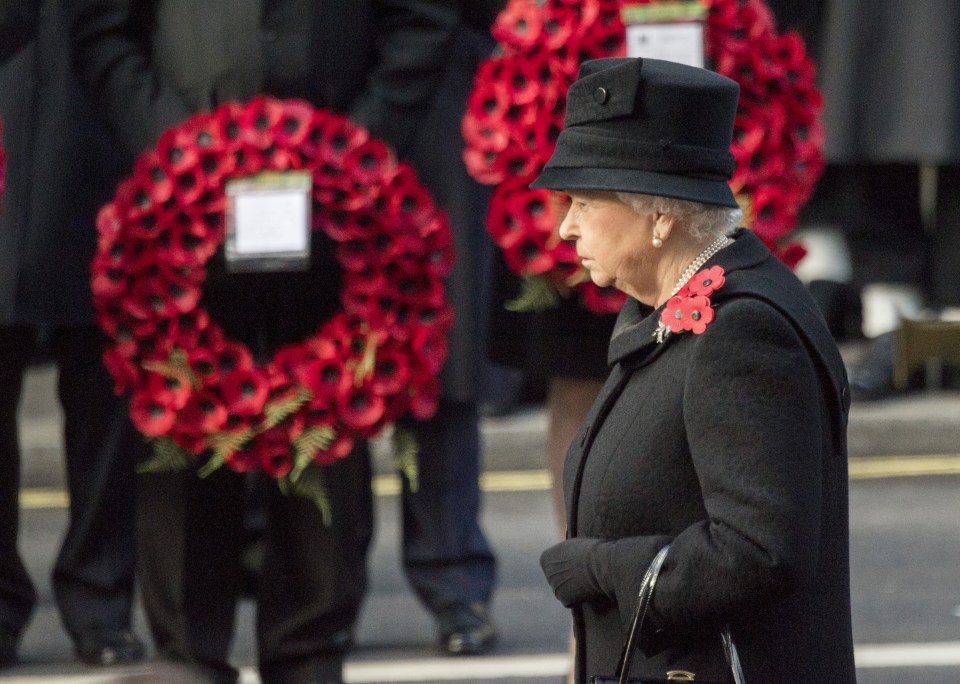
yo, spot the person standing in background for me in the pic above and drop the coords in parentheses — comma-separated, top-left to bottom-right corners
(69, 2, 490, 681)
(394, 7, 503, 656)
(770, 1, 960, 398)
(0, 0, 145, 669)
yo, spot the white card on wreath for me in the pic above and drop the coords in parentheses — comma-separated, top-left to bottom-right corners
(225, 171, 312, 271)
(621, 1, 707, 68)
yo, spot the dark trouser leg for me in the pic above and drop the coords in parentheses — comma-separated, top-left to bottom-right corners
(257, 443, 373, 684)
(934, 165, 960, 307)
(0, 327, 37, 639)
(137, 466, 244, 684)
(399, 400, 496, 612)
(49, 326, 141, 638)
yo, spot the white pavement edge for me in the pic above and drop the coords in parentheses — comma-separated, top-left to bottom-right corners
(4, 643, 960, 683)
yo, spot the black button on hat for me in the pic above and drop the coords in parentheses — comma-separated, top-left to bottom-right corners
(530, 57, 740, 208)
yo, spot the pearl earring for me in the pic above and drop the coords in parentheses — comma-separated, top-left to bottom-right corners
(652, 235, 663, 248)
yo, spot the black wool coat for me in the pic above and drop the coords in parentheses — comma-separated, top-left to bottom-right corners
(0, 0, 128, 326)
(560, 230, 857, 684)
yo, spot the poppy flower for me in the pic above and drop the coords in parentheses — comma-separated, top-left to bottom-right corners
(170, 425, 207, 455)
(91, 255, 130, 299)
(687, 266, 726, 297)
(133, 150, 175, 205)
(336, 386, 386, 430)
(407, 376, 441, 421)
(256, 438, 294, 479)
(343, 138, 396, 186)
(221, 367, 270, 416)
(576, 5, 625, 57)
(383, 165, 436, 227)
(172, 309, 209, 350)
(143, 367, 192, 409)
(224, 441, 260, 473)
(156, 125, 201, 177)
(167, 216, 219, 266)
(180, 389, 229, 433)
(273, 99, 315, 148)
(410, 326, 447, 376)
(215, 341, 254, 375)
(369, 348, 410, 395)
(492, 0, 545, 51)
(580, 283, 626, 315)
(237, 95, 284, 150)
(311, 432, 354, 466)
(661, 294, 715, 335)
(299, 356, 352, 406)
(102, 346, 140, 395)
(461, 109, 511, 156)
(777, 241, 808, 271)
(130, 391, 177, 437)
(313, 115, 369, 166)
(503, 232, 557, 276)
(171, 165, 209, 207)
(114, 177, 157, 224)
(463, 145, 507, 186)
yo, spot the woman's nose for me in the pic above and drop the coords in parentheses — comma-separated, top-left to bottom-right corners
(558, 213, 575, 240)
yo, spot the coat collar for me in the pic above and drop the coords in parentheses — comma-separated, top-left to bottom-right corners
(607, 228, 769, 367)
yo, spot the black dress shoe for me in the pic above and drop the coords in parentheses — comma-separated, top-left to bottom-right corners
(0, 631, 17, 670)
(435, 602, 497, 656)
(75, 628, 145, 666)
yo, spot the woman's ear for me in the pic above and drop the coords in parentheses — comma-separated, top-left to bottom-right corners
(653, 212, 678, 242)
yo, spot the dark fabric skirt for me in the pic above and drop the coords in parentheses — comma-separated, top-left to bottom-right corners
(486, 251, 617, 382)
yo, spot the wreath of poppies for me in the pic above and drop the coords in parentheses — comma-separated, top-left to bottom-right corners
(463, 0, 823, 313)
(92, 96, 453, 482)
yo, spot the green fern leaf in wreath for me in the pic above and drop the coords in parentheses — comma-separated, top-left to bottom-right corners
(393, 426, 420, 493)
(504, 275, 561, 312)
(142, 348, 199, 388)
(138, 436, 194, 474)
(261, 386, 312, 431)
(198, 429, 253, 478)
(282, 465, 333, 525)
(290, 425, 337, 481)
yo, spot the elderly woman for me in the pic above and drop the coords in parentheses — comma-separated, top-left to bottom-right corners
(537, 58, 856, 683)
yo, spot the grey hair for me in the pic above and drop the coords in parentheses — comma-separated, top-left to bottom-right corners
(615, 191, 743, 242)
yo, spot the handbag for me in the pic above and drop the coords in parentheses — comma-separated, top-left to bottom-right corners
(590, 545, 746, 684)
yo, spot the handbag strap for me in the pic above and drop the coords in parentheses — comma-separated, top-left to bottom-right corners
(614, 545, 670, 683)
(614, 545, 746, 684)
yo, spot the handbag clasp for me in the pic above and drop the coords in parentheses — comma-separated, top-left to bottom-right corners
(666, 671, 696, 682)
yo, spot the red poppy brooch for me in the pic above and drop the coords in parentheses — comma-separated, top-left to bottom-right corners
(92, 97, 452, 506)
(656, 266, 726, 343)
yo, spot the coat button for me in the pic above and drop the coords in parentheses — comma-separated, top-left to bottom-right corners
(594, 87, 609, 104)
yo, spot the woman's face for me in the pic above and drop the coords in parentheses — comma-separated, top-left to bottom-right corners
(558, 190, 657, 300)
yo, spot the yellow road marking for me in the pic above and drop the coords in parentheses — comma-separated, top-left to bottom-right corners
(19, 455, 960, 509)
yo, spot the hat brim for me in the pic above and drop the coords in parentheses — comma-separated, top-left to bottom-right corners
(529, 166, 739, 209)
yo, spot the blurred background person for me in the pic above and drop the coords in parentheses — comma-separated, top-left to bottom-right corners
(0, 0, 145, 669)
(774, 1, 960, 399)
(393, 4, 509, 656)
(70, 1, 499, 681)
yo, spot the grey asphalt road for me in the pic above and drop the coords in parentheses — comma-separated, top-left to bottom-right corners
(6, 365, 960, 683)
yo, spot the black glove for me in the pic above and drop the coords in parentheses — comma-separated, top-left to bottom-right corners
(540, 537, 611, 607)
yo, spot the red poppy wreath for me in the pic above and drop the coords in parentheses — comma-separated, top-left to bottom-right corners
(92, 97, 453, 500)
(463, 0, 823, 314)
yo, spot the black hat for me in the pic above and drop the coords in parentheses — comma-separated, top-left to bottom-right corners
(530, 57, 740, 208)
